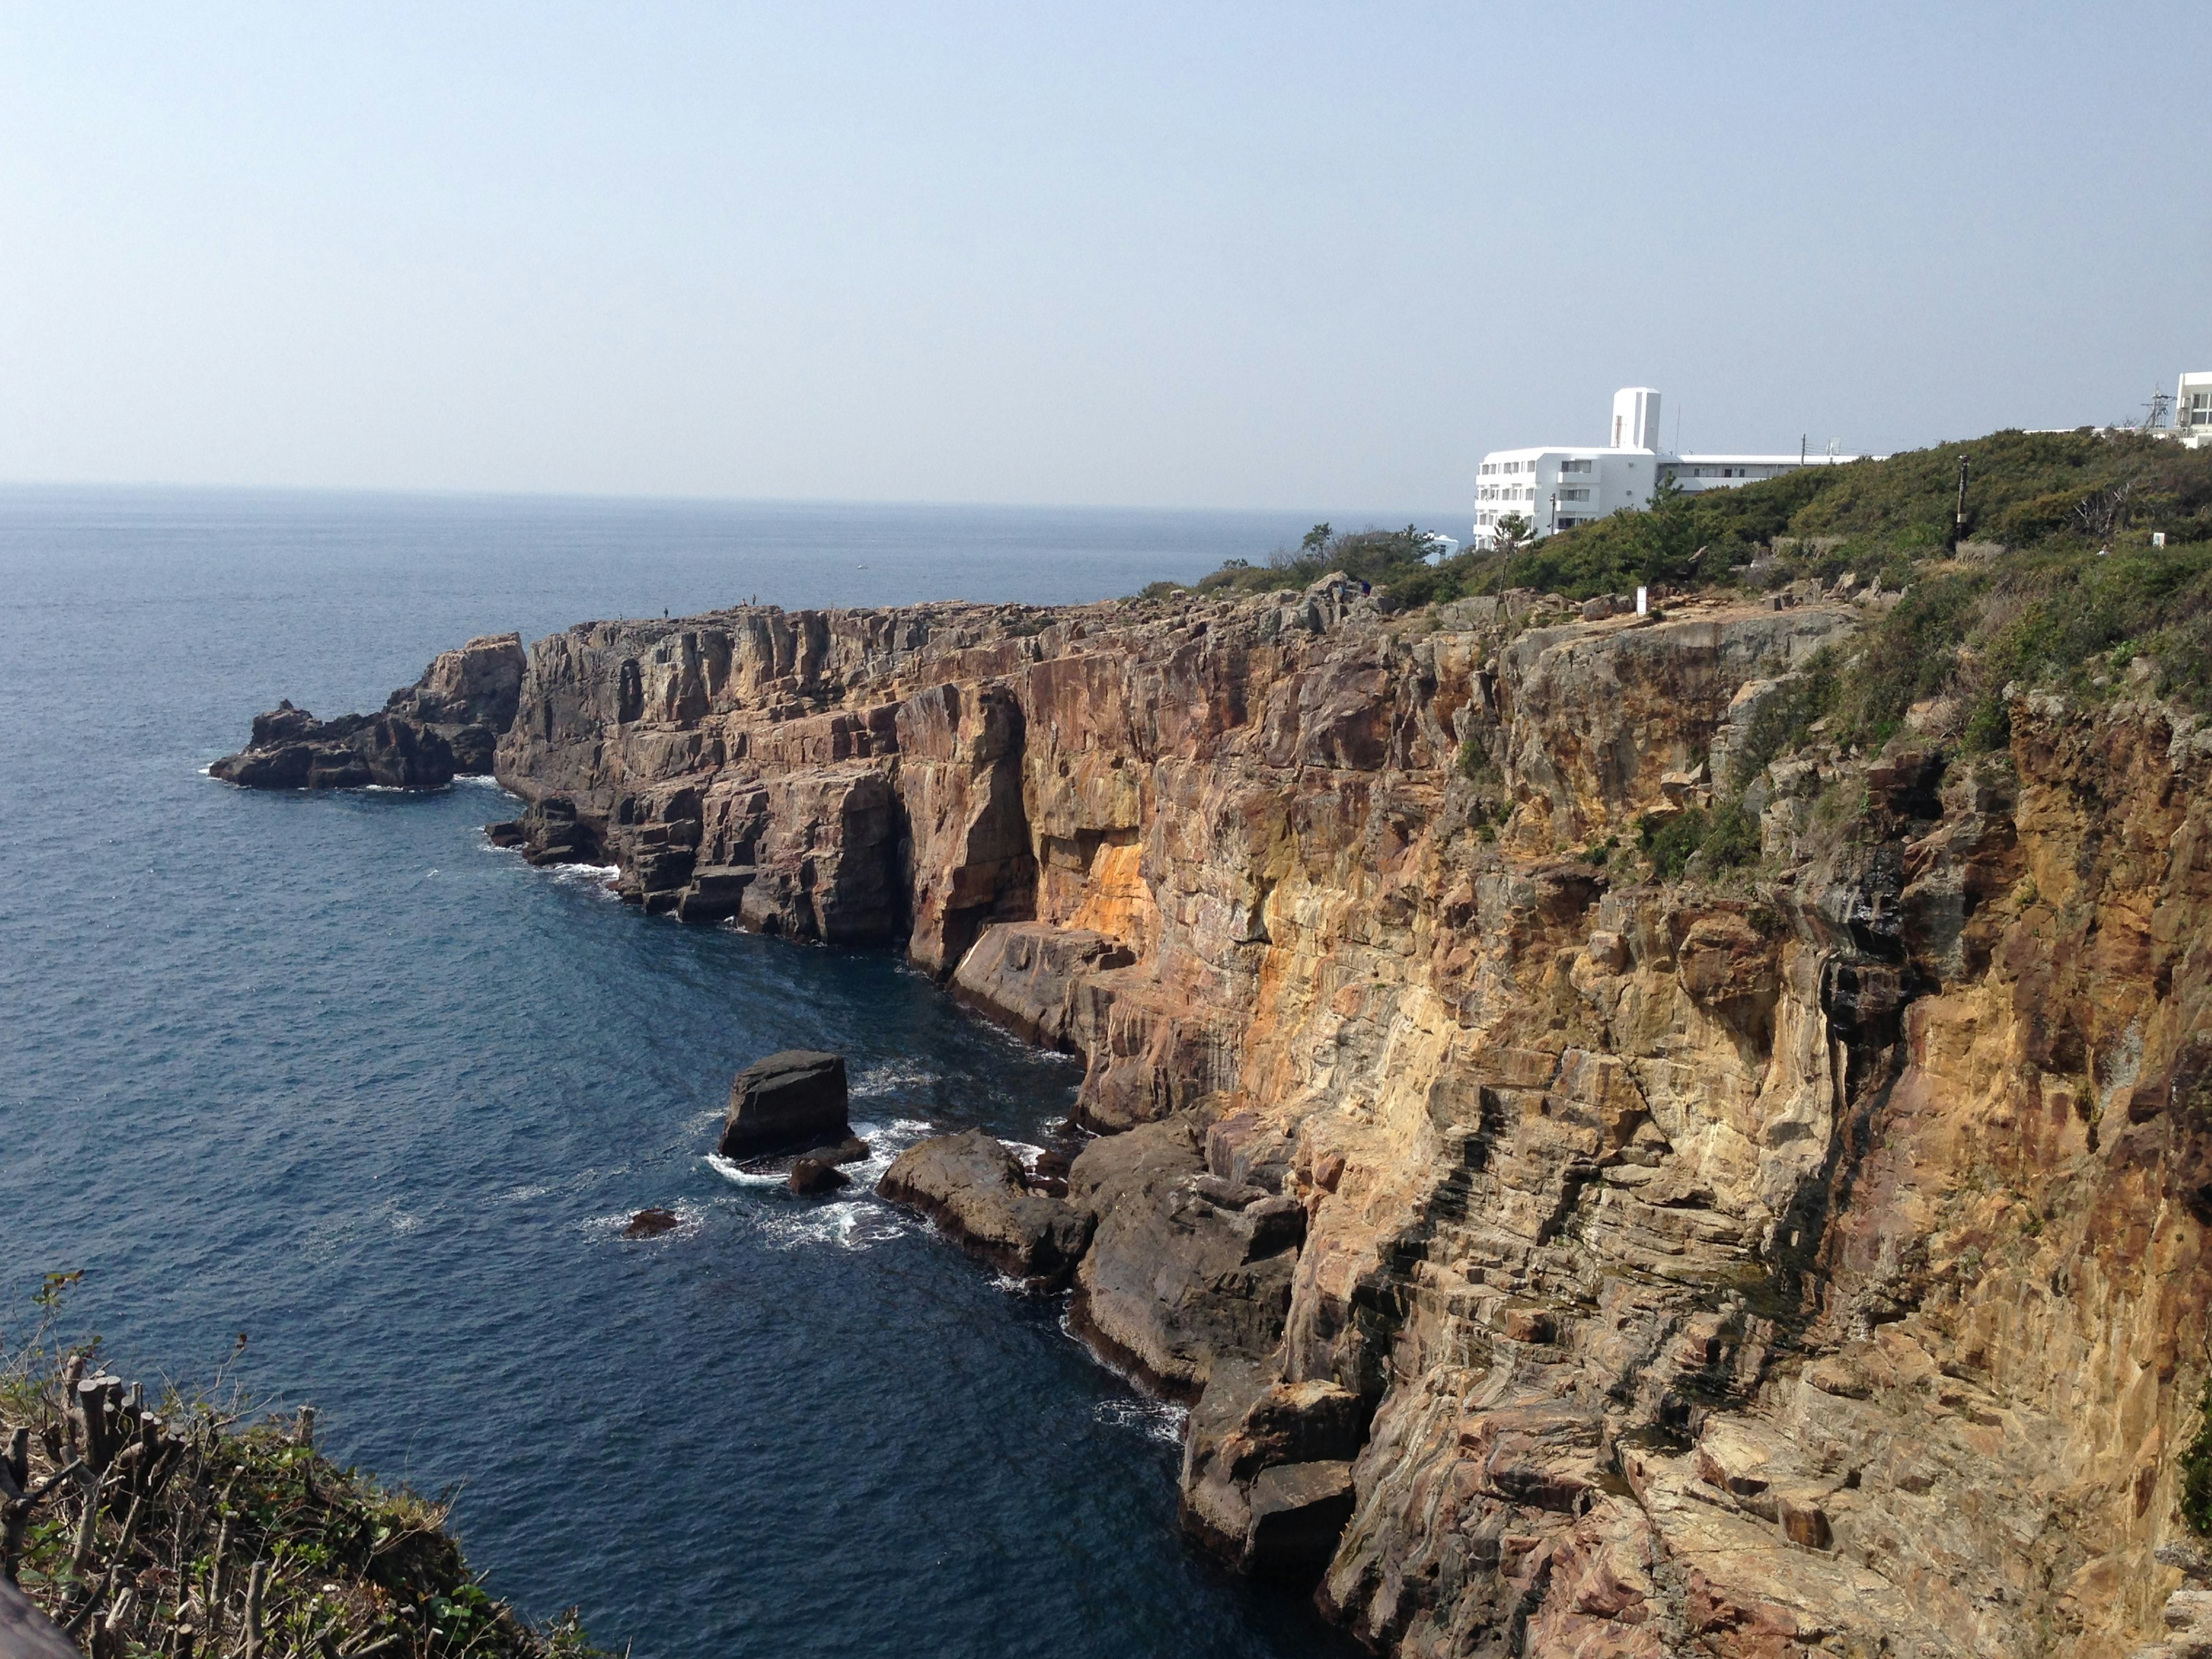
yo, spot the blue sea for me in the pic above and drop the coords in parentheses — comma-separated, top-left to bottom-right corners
(0, 488, 1402, 1659)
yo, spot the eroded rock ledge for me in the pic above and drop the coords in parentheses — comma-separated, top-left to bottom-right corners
(388, 578, 2210, 1655)
(213, 632, 525, 789)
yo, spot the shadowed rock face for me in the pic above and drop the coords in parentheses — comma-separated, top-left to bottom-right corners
(718, 1050, 850, 1159)
(458, 578, 2212, 1655)
(0, 1580, 79, 1659)
(211, 703, 459, 789)
(213, 632, 525, 789)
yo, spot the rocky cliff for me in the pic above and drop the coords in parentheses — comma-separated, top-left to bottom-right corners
(483, 578, 2212, 1657)
(213, 632, 525, 789)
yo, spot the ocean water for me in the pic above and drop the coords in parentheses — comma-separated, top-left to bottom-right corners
(0, 487, 1369, 1658)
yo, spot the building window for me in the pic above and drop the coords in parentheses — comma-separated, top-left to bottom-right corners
(1560, 488, 1589, 501)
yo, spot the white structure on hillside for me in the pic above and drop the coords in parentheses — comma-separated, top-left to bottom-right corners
(2179, 370, 2212, 446)
(1472, 387, 1872, 546)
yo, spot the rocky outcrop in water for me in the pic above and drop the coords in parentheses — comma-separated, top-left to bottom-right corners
(210, 702, 459, 789)
(213, 632, 524, 789)
(877, 1130, 1094, 1286)
(368, 575, 2212, 1656)
(718, 1050, 851, 1158)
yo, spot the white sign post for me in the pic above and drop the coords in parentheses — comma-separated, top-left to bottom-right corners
(1635, 586, 1648, 615)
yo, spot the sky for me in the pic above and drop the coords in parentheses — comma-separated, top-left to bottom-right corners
(0, 2, 2205, 511)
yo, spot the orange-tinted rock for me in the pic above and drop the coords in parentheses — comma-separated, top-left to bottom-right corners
(458, 581, 2212, 1657)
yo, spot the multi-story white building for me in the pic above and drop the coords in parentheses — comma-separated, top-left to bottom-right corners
(2178, 370, 2212, 446)
(1471, 387, 1871, 546)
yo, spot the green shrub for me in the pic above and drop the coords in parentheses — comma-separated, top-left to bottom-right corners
(1699, 800, 1762, 871)
(1732, 673, 1838, 785)
(1827, 574, 1986, 748)
(1637, 799, 1763, 881)
(2182, 1375, 2212, 1533)
(1640, 809, 1709, 880)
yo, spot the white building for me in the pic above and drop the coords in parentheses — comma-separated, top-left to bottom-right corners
(1471, 387, 1872, 546)
(2179, 370, 2212, 446)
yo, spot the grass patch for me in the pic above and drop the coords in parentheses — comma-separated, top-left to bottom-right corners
(2, 1275, 614, 1659)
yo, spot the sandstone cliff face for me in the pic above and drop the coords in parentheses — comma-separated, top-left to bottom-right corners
(490, 581, 2212, 1657)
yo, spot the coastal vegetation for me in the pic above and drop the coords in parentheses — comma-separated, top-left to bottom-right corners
(1149, 429, 2212, 881)
(1, 1276, 607, 1659)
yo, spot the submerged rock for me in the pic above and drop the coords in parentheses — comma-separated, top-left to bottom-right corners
(623, 1207, 681, 1238)
(788, 1158, 849, 1196)
(877, 1130, 1095, 1287)
(717, 1050, 850, 1158)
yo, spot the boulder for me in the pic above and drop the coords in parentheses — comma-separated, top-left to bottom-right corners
(718, 1051, 850, 1158)
(1067, 1115, 1300, 1396)
(798, 1136, 872, 1166)
(385, 632, 527, 729)
(381, 631, 526, 777)
(789, 1158, 849, 1196)
(1180, 1355, 1369, 1575)
(0, 1579, 79, 1659)
(877, 1130, 1096, 1287)
(623, 1207, 680, 1238)
(487, 797, 604, 866)
(950, 922, 1135, 1048)
(1244, 1461, 1357, 1578)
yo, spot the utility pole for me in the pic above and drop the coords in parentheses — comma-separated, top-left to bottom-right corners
(1952, 456, 1971, 548)
(1800, 434, 1807, 465)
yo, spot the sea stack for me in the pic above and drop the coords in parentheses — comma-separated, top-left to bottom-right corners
(717, 1050, 850, 1158)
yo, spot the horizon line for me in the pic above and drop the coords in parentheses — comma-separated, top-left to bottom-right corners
(0, 475, 1471, 527)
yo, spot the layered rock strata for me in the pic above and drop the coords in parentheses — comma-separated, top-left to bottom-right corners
(454, 577, 2209, 1656)
(214, 632, 525, 789)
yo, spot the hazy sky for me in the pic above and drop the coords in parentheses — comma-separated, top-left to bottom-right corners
(1, 3, 2205, 510)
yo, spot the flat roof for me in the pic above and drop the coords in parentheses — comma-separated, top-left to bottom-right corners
(1671, 453, 1873, 465)
(1478, 447, 1873, 465)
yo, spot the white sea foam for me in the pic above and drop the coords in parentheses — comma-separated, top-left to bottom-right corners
(545, 862, 621, 898)
(758, 1199, 908, 1253)
(1094, 1395, 1188, 1446)
(504, 1183, 551, 1203)
(704, 1153, 785, 1188)
(851, 1062, 939, 1097)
